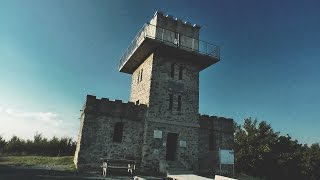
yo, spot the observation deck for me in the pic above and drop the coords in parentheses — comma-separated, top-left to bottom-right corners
(119, 15, 220, 74)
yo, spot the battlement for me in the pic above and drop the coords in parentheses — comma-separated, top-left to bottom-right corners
(151, 11, 201, 38)
(199, 114, 234, 133)
(83, 95, 147, 121)
(153, 11, 201, 29)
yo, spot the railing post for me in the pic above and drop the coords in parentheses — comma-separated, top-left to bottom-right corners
(162, 28, 164, 41)
(192, 38, 194, 51)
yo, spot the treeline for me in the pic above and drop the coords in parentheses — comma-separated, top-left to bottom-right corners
(0, 133, 76, 156)
(235, 118, 320, 180)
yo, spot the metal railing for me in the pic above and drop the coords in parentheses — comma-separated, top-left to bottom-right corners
(118, 23, 220, 70)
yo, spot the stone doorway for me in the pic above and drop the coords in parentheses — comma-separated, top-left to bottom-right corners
(166, 133, 178, 161)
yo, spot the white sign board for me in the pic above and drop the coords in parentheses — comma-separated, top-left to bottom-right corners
(153, 130, 162, 139)
(220, 149, 234, 165)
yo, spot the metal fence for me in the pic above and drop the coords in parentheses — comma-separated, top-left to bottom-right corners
(119, 23, 220, 70)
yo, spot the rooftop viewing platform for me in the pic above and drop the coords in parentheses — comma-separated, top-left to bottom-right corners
(118, 21, 220, 74)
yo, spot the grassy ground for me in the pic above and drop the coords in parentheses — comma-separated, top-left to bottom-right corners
(0, 156, 76, 171)
(0, 156, 135, 179)
(0, 156, 263, 180)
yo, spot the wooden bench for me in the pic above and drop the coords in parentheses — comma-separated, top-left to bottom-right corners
(101, 158, 137, 177)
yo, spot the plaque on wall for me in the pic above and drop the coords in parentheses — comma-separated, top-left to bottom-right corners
(153, 149, 159, 154)
(179, 140, 187, 147)
(153, 130, 162, 139)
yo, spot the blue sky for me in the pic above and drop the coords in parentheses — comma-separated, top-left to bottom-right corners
(0, 0, 319, 144)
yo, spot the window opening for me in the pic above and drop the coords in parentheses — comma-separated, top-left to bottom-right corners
(209, 132, 215, 151)
(169, 94, 173, 111)
(179, 66, 183, 80)
(140, 68, 143, 82)
(177, 95, 182, 111)
(113, 122, 124, 143)
(171, 64, 175, 78)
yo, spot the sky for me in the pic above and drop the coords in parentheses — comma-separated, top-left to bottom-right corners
(0, 0, 319, 144)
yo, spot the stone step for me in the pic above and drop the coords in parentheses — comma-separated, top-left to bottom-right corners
(169, 166, 185, 168)
(166, 161, 193, 175)
(169, 168, 189, 171)
(168, 170, 194, 175)
(167, 162, 184, 167)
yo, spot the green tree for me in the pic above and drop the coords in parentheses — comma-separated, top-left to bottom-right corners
(235, 118, 279, 178)
(4, 135, 26, 154)
(271, 135, 306, 179)
(303, 143, 320, 180)
(234, 118, 320, 180)
(0, 135, 6, 153)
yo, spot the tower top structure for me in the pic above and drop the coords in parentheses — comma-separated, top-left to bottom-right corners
(118, 11, 220, 74)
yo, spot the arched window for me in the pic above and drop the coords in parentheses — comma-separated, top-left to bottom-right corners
(113, 122, 124, 143)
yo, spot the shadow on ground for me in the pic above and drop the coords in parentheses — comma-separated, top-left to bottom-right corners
(0, 164, 133, 180)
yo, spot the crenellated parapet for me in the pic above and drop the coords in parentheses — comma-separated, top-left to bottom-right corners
(83, 95, 147, 121)
(151, 10, 201, 39)
(199, 114, 234, 133)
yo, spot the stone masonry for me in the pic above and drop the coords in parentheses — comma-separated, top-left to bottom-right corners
(74, 11, 234, 175)
(73, 96, 147, 170)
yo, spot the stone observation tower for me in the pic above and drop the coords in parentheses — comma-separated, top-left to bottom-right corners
(74, 11, 234, 175)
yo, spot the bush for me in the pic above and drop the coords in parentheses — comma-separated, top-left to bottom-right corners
(0, 133, 76, 156)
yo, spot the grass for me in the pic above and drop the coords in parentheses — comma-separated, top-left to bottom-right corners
(0, 156, 76, 171)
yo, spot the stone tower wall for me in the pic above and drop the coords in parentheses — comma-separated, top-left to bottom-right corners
(136, 51, 201, 172)
(147, 51, 200, 125)
(74, 95, 147, 170)
(130, 53, 154, 105)
(198, 115, 234, 174)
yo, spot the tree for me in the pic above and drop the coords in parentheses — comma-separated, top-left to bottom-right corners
(235, 118, 320, 180)
(303, 143, 320, 180)
(271, 135, 306, 179)
(4, 135, 25, 154)
(234, 118, 279, 178)
(0, 135, 6, 154)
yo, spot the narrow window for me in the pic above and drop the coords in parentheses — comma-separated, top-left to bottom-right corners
(177, 95, 182, 111)
(137, 70, 140, 84)
(168, 94, 173, 111)
(209, 132, 215, 151)
(113, 122, 124, 143)
(179, 66, 183, 80)
(140, 68, 143, 82)
(136, 100, 139, 105)
(171, 64, 175, 78)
